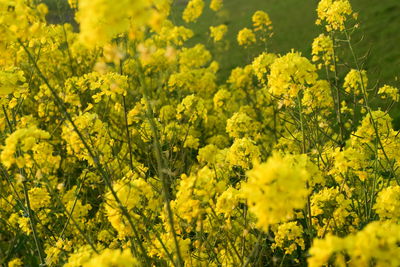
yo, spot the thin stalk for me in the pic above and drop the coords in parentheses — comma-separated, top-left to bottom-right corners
(297, 94, 313, 240)
(122, 94, 135, 171)
(41, 176, 99, 254)
(344, 29, 397, 182)
(22, 182, 46, 266)
(137, 68, 184, 266)
(330, 32, 345, 147)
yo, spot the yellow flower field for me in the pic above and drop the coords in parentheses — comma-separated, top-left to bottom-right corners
(1, 0, 400, 266)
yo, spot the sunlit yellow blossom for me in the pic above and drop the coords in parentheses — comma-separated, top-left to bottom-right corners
(83, 249, 139, 267)
(252, 10, 272, 32)
(268, 51, 318, 106)
(308, 234, 345, 267)
(176, 94, 207, 123)
(252, 52, 277, 83)
(197, 144, 219, 165)
(374, 185, 400, 221)
(210, 0, 223, 12)
(182, 0, 204, 23)
(173, 167, 220, 222)
(77, 0, 145, 46)
(62, 112, 114, 166)
(343, 69, 368, 94)
(0, 126, 53, 169)
(28, 187, 51, 211)
(227, 138, 260, 169)
(228, 65, 253, 89)
(378, 84, 399, 102)
(215, 187, 240, 218)
(316, 0, 354, 31)
(179, 44, 211, 68)
(158, 21, 194, 46)
(309, 221, 400, 267)
(209, 24, 227, 42)
(150, 232, 191, 263)
(237, 28, 256, 46)
(18, 216, 31, 235)
(272, 222, 305, 255)
(311, 187, 357, 237)
(242, 153, 310, 230)
(302, 80, 334, 114)
(106, 174, 159, 238)
(64, 246, 94, 267)
(0, 67, 26, 95)
(226, 112, 260, 139)
(8, 258, 23, 267)
(312, 34, 335, 69)
(213, 88, 231, 109)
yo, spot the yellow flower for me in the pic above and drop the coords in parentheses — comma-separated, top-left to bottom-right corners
(83, 249, 139, 267)
(172, 167, 219, 222)
(215, 187, 240, 218)
(308, 234, 345, 267)
(237, 28, 256, 46)
(0, 126, 52, 169)
(8, 258, 23, 267)
(210, 0, 223, 12)
(242, 153, 310, 231)
(227, 138, 260, 169)
(374, 185, 400, 221)
(28, 187, 51, 211)
(226, 112, 260, 139)
(176, 94, 207, 123)
(312, 34, 335, 69)
(268, 51, 318, 106)
(178, 44, 211, 68)
(213, 88, 231, 109)
(272, 222, 305, 255)
(316, 0, 354, 32)
(182, 0, 204, 23)
(343, 69, 368, 94)
(302, 80, 333, 115)
(252, 52, 277, 83)
(378, 85, 399, 102)
(309, 221, 400, 267)
(209, 24, 227, 42)
(252, 10, 272, 31)
(77, 0, 146, 46)
(0, 67, 26, 96)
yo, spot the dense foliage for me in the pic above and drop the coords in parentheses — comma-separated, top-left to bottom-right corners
(1, 0, 400, 266)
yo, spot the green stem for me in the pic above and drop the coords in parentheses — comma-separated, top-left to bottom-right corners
(22, 182, 46, 266)
(137, 67, 184, 267)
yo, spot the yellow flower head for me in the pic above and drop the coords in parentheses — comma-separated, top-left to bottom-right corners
(210, 0, 223, 12)
(316, 0, 354, 31)
(252, 10, 272, 31)
(237, 28, 256, 47)
(312, 34, 335, 69)
(242, 153, 311, 231)
(182, 0, 204, 23)
(209, 24, 227, 42)
(268, 51, 317, 106)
